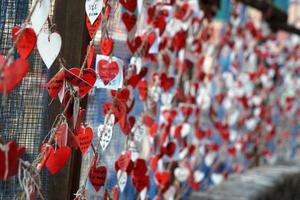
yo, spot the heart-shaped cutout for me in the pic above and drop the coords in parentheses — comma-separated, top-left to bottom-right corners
(37, 31, 62, 68)
(76, 126, 93, 154)
(121, 12, 137, 32)
(45, 146, 71, 174)
(31, 0, 51, 33)
(97, 59, 119, 85)
(12, 26, 37, 59)
(0, 57, 30, 93)
(65, 68, 96, 97)
(89, 164, 107, 192)
(85, 0, 103, 25)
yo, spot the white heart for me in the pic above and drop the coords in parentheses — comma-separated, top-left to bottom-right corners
(204, 152, 216, 166)
(117, 170, 127, 192)
(31, 0, 51, 33)
(85, 0, 103, 25)
(163, 186, 176, 200)
(139, 187, 147, 200)
(98, 125, 113, 151)
(37, 32, 62, 69)
(193, 170, 204, 182)
(174, 167, 190, 182)
(181, 123, 191, 138)
(211, 173, 224, 185)
(133, 121, 146, 142)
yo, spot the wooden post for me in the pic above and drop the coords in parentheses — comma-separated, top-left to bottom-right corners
(48, 0, 89, 199)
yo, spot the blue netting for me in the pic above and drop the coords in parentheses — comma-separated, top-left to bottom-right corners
(0, 0, 49, 199)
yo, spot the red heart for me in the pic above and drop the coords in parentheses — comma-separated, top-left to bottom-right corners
(97, 59, 119, 85)
(174, 3, 189, 20)
(86, 15, 102, 38)
(133, 159, 148, 177)
(38, 144, 54, 170)
(137, 80, 148, 101)
(87, 45, 95, 68)
(100, 37, 114, 56)
(149, 155, 160, 172)
(55, 123, 68, 148)
(132, 175, 150, 192)
(0, 141, 25, 180)
(153, 15, 166, 35)
(127, 67, 148, 88)
(45, 146, 71, 174)
(89, 164, 107, 192)
(65, 68, 96, 97)
(112, 186, 120, 200)
(154, 171, 170, 187)
(119, 0, 137, 12)
(165, 142, 176, 158)
(111, 88, 130, 103)
(160, 73, 174, 92)
(0, 57, 29, 93)
(127, 36, 142, 53)
(75, 126, 93, 154)
(12, 26, 37, 59)
(115, 152, 132, 172)
(172, 30, 187, 50)
(179, 105, 193, 118)
(46, 69, 65, 98)
(121, 12, 137, 32)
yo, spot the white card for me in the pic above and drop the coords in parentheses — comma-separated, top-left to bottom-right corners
(31, 0, 51, 34)
(95, 55, 124, 90)
(85, 0, 103, 25)
(37, 31, 62, 69)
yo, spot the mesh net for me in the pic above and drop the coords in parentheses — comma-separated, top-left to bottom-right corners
(0, 0, 49, 199)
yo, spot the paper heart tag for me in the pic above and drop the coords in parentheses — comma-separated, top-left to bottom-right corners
(97, 59, 119, 85)
(174, 167, 190, 182)
(64, 68, 96, 97)
(87, 45, 95, 68)
(119, 0, 137, 12)
(117, 170, 127, 192)
(116, 152, 132, 172)
(86, 15, 102, 38)
(137, 80, 148, 101)
(55, 122, 68, 148)
(132, 175, 149, 193)
(112, 186, 120, 200)
(12, 26, 37, 59)
(211, 173, 224, 185)
(95, 54, 124, 89)
(45, 146, 71, 174)
(85, 0, 103, 25)
(154, 171, 170, 187)
(122, 12, 137, 32)
(31, 0, 50, 33)
(100, 37, 114, 56)
(127, 36, 142, 53)
(163, 186, 176, 200)
(133, 120, 146, 142)
(193, 170, 204, 182)
(204, 152, 216, 167)
(47, 69, 65, 98)
(37, 31, 62, 68)
(0, 57, 30, 93)
(98, 124, 113, 151)
(76, 126, 93, 154)
(89, 164, 107, 192)
(0, 141, 25, 180)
